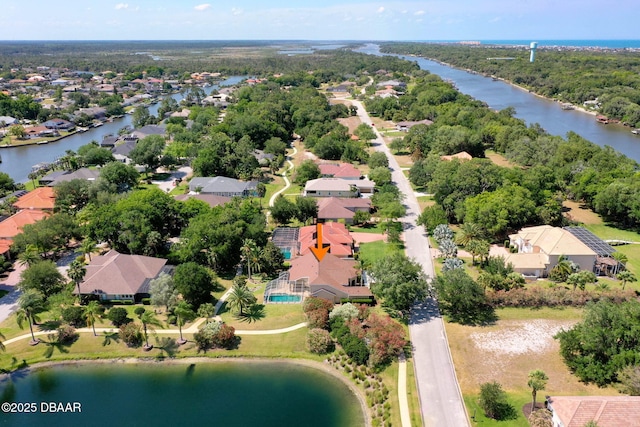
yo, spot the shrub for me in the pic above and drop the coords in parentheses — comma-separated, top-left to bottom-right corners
(340, 333, 369, 365)
(303, 297, 334, 314)
(193, 330, 212, 351)
(62, 306, 86, 327)
(119, 322, 143, 347)
(108, 307, 132, 327)
(134, 307, 146, 318)
(329, 303, 359, 321)
(307, 328, 335, 354)
(306, 308, 330, 329)
(478, 381, 517, 420)
(57, 325, 78, 344)
(141, 298, 151, 305)
(211, 324, 236, 349)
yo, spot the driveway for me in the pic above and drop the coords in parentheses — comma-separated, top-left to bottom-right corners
(0, 264, 25, 324)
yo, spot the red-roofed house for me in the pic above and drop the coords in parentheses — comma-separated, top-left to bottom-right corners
(317, 197, 371, 224)
(0, 210, 49, 240)
(288, 252, 373, 303)
(546, 395, 640, 427)
(73, 250, 170, 302)
(298, 222, 354, 258)
(318, 163, 362, 180)
(12, 187, 56, 211)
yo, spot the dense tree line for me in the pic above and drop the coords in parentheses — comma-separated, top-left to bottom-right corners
(0, 42, 418, 82)
(371, 72, 640, 234)
(381, 42, 640, 126)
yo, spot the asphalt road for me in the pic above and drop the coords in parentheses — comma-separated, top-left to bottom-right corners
(350, 99, 469, 427)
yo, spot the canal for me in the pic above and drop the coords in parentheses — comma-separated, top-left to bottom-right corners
(0, 76, 245, 183)
(356, 44, 640, 163)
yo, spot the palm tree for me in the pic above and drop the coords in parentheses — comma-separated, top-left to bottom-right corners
(140, 311, 163, 349)
(84, 301, 102, 337)
(79, 238, 96, 262)
(226, 282, 257, 317)
(527, 369, 548, 415)
(0, 330, 5, 352)
(17, 244, 41, 267)
(241, 239, 258, 280)
(197, 302, 216, 324)
(16, 289, 46, 345)
(455, 222, 484, 246)
(617, 270, 637, 290)
(465, 239, 490, 266)
(173, 301, 195, 345)
(67, 258, 86, 301)
(611, 251, 628, 275)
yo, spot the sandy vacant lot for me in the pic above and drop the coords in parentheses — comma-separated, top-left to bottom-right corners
(446, 312, 619, 396)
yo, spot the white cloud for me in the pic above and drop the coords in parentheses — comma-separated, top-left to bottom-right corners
(115, 3, 128, 10)
(194, 4, 211, 11)
(377, 7, 384, 13)
(231, 8, 243, 15)
(414, 10, 425, 16)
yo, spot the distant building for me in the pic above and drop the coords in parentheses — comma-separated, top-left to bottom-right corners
(188, 176, 259, 198)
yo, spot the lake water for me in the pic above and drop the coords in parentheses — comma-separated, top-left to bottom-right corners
(0, 361, 364, 427)
(357, 44, 640, 163)
(0, 76, 245, 183)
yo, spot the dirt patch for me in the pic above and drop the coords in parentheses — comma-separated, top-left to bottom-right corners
(469, 320, 572, 357)
(563, 200, 603, 225)
(351, 232, 386, 244)
(337, 116, 362, 134)
(485, 151, 519, 168)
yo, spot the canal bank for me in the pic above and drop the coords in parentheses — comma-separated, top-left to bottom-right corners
(0, 76, 245, 183)
(356, 44, 640, 163)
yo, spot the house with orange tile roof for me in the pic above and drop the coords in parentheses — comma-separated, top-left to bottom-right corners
(318, 163, 362, 180)
(546, 395, 640, 427)
(298, 222, 354, 258)
(0, 209, 49, 240)
(12, 187, 56, 211)
(288, 252, 373, 303)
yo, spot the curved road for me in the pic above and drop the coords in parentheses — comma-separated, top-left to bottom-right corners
(348, 97, 469, 427)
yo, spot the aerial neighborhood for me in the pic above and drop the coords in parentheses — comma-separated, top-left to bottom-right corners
(0, 41, 639, 427)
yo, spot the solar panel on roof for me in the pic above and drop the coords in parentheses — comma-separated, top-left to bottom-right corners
(563, 227, 615, 256)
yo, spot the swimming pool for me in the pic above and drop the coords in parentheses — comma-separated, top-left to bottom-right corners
(267, 294, 302, 303)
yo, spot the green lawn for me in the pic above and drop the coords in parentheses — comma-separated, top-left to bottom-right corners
(359, 240, 404, 265)
(465, 393, 531, 427)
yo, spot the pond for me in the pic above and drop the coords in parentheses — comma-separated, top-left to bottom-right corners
(0, 360, 365, 427)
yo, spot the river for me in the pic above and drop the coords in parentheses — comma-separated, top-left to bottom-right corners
(0, 76, 245, 183)
(356, 44, 640, 163)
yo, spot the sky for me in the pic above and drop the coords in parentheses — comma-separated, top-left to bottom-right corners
(0, 1, 636, 41)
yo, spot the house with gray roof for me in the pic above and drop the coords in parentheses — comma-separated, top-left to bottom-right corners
(131, 124, 166, 140)
(73, 250, 170, 302)
(40, 168, 101, 186)
(189, 176, 259, 198)
(112, 140, 138, 164)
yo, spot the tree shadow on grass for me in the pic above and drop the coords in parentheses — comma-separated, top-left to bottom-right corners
(154, 336, 178, 359)
(102, 331, 120, 347)
(235, 304, 266, 323)
(38, 320, 61, 331)
(42, 334, 72, 359)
